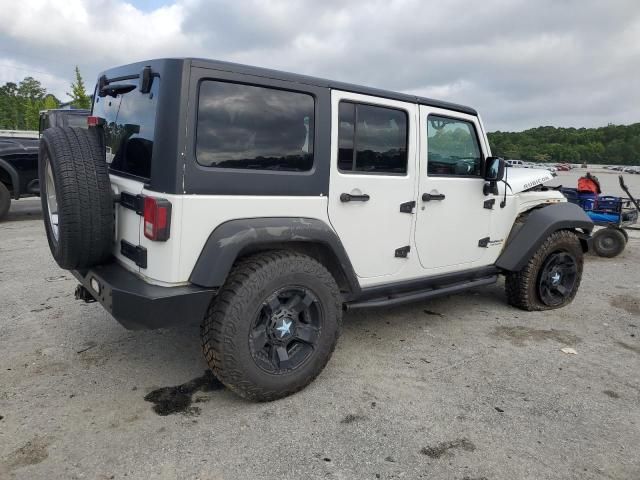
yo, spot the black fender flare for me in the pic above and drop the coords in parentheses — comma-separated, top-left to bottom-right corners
(0, 158, 20, 200)
(189, 217, 361, 294)
(495, 202, 594, 272)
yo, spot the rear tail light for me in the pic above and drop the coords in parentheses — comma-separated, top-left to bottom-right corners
(143, 196, 172, 241)
(87, 116, 105, 127)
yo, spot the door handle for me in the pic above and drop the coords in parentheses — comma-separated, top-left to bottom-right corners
(422, 193, 446, 201)
(340, 193, 370, 202)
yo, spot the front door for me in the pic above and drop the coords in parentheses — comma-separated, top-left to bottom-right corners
(414, 106, 494, 273)
(328, 91, 417, 279)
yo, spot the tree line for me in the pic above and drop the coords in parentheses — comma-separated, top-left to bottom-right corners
(0, 66, 90, 131)
(488, 124, 640, 166)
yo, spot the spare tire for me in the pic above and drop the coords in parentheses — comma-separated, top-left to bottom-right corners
(39, 127, 114, 269)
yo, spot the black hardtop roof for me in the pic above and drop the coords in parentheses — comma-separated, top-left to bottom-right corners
(190, 58, 477, 115)
(103, 57, 477, 116)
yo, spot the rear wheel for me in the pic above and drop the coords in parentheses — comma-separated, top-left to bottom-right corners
(201, 251, 342, 401)
(592, 228, 626, 258)
(0, 182, 10, 221)
(505, 230, 583, 311)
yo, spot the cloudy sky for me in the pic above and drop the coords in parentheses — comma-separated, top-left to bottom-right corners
(0, 0, 638, 131)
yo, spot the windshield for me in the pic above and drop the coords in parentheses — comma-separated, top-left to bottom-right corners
(92, 78, 160, 180)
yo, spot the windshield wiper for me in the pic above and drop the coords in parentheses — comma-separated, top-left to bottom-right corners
(99, 83, 136, 98)
(97, 66, 154, 97)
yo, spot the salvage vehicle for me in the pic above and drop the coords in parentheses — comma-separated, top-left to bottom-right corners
(39, 108, 90, 134)
(39, 58, 593, 401)
(0, 134, 39, 220)
(561, 176, 639, 257)
(0, 109, 89, 221)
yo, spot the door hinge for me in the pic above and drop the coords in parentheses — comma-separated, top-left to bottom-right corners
(478, 237, 490, 248)
(395, 245, 411, 258)
(119, 192, 144, 215)
(483, 198, 496, 210)
(399, 200, 416, 213)
(121, 240, 148, 268)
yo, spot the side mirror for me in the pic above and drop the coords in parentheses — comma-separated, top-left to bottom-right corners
(484, 156, 505, 182)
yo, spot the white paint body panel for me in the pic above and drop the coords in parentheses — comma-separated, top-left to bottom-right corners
(415, 106, 494, 273)
(327, 91, 418, 279)
(108, 93, 567, 290)
(109, 174, 143, 273)
(503, 168, 555, 194)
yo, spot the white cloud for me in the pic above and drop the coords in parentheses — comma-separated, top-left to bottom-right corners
(0, 0, 638, 130)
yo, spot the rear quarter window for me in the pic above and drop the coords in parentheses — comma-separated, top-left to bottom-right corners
(196, 80, 314, 172)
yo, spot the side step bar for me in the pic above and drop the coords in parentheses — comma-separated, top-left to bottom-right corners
(345, 275, 498, 310)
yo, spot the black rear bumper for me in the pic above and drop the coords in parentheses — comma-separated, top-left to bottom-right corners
(72, 263, 216, 330)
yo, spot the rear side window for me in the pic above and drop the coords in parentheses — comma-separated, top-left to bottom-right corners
(427, 115, 482, 177)
(338, 101, 408, 174)
(196, 81, 314, 171)
(93, 79, 160, 180)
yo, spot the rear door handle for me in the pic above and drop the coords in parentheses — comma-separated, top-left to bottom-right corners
(340, 193, 370, 202)
(422, 193, 446, 201)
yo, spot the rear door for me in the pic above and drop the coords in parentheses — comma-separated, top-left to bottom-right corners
(327, 91, 417, 279)
(414, 106, 493, 273)
(91, 77, 161, 272)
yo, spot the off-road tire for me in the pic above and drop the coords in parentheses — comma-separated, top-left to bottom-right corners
(201, 251, 342, 401)
(39, 127, 114, 269)
(592, 228, 626, 258)
(0, 182, 10, 221)
(505, 230, 583, 311)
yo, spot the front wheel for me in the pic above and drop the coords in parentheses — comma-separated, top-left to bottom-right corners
(201, 251, 342, 401)
(505, 230, 583, 311)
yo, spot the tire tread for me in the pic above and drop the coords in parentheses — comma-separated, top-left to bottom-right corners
(505, 230, 583, 311)
(201, 250, 342, 401)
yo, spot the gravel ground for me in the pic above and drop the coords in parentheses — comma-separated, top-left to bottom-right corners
(1, 174, 639, 480)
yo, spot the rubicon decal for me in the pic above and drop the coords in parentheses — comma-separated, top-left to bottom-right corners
(523, 176, 552, 190)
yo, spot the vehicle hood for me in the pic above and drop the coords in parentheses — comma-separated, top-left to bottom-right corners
(504, 168, 555, 194)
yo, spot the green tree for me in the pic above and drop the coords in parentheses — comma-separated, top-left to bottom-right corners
(0, 78, 60, 130)
(487, 123, 640, 166)
(0, 82, 19, 129)
(18, 76, 46, 129)
(43, 93, 59, 110)
(67, 66, 90, 109)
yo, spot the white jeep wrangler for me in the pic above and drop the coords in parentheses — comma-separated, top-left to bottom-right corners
(39, 58, 593, 401)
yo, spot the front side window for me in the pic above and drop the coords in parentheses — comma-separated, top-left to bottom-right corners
(338, 101, 408, 174)
(427, 115, 482, 176)
(196, 81, 314, 171)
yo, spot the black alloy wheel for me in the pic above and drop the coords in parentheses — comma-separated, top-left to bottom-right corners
(537, 251, 578, 307)
(250, 287, 323, 374)
(201, 250, 342, 401)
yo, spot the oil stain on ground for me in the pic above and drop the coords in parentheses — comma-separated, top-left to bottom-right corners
(420, 438, 476, 459)
(144, 370, 224, 416)
(2, 436, 50, 472)
(610, 295, 640, 316)
(340, 413, 367, 424)
(492, 326, 580, 347)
